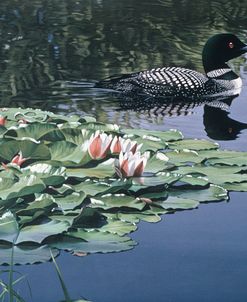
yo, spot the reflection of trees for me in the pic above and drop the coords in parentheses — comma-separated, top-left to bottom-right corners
(0, 0, 247, 102)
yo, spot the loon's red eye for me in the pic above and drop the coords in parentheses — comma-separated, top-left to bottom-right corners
(228, 42, 234, 49)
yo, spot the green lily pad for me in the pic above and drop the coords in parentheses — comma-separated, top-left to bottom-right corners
(90, 194, 146, 210)
(67, 159, 115, 178)
(144, 152, 169, 173)
(0, 211, 19, 243)
(16, 219, 70, 244)
(23, 163, 66, 186)
(5, 122, 57, 140)
(54, 192, 86, 211)
(122, 128, 183, 142)
(99, 218, 137, 236)
(50, 230, 136, 254)
(0, 175, 45, 200)
(166, 149, 202, 165)
(168, 139, 219, 151)
(0, 244, 59, 265)
(24, 194, 55, 211)
(0, 139, 50, 161)
(48, 140, 92, 165)
(153, 196, 199, 210)
(177, 165, 247, 187)
(130, 172, 182, 193)
(169, 184, 228, 202)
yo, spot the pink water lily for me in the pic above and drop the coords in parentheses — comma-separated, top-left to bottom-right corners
(110, 136, 142, 154)
(11, 151, 28, 166)
(0, 116, 6, 126)
(88, 131, 113, 160)
(115, 151, 148, 178)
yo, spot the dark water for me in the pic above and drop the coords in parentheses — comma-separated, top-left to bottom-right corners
(1, 0, 247, 301)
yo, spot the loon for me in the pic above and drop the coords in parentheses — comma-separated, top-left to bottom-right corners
(97, 34, 247, 100)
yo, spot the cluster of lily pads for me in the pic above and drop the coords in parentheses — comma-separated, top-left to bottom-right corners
(0, 107, 246, 265)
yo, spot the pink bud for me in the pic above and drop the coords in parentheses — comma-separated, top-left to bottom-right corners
(0, 116, 6, 126)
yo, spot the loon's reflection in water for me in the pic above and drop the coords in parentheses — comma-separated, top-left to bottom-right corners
(116, 93, 247, 140)
(203, 103, 247, 140)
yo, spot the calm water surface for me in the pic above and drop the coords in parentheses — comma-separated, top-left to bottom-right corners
(0, 0, 247, 301)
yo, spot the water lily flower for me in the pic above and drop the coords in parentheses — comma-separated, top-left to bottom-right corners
(88, 131, 113, 160)
(0, 116, 6, 126)
(115, 151, 148, 178)
(11, 151, 28, 166)
(110, 136, 142, 154)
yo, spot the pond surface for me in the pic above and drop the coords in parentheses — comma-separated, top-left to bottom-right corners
(0, 0, 247, 301)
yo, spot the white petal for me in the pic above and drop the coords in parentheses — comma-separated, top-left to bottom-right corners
(128, 160, 136, 176)
(110, 136, 118, 152)
(119, 151, 124, 166)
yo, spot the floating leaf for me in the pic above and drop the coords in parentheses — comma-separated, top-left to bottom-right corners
(168, 139, 219, 151)
(50, 230, 136, 254)
(169, 184, 228, 202)
(54, 192, 86, 211)
(166, 149, 202, 165)
(0, 139, 50, 161)
(123, 128, 183, 142)
(153, 196, 199, 210)
(0, 175, 45, 200)
(99, 218, 137, 236)
(144, 152, 169, 173)
(0, 244, 59, 265)
(0, 211, 19, 243)
(5, 122, 57, 140)
(177, 165, 247, 187)
(16, 220, 70, 244)
(23, 163, 66, 186)
(67, 159, 115, 178)
(90, 194, 146, 210)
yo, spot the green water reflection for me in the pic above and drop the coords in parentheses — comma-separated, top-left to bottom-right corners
(0, 0, 247, 106)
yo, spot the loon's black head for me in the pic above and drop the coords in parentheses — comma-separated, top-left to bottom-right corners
(202, 33, 247, 73)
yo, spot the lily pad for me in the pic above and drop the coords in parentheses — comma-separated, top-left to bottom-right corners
(50, 230, 136, 254)
(90, 194, 146, 210)
(153, 196, 199, 210)
(67, 159, 115, 178)
(0, 211, 19, 243)
(168, 139, 219, 151)
(122, 128, 183, 142)
(16, 219, 70, 244)
(0, 244, 59, 265)
(54, 192, 86, 211)
(0, 175, 45, 200)
(169, 184, 228, 202)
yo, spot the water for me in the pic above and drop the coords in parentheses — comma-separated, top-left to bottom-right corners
(0, 0, 247, 301)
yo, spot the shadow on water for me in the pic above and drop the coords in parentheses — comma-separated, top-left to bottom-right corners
(203, 102, 247, 140)
(102, 91, 247, 140)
